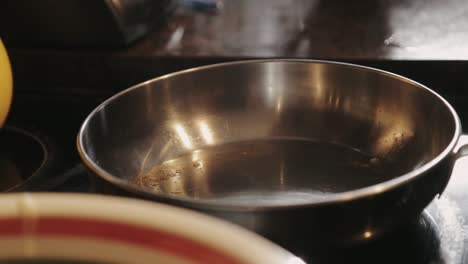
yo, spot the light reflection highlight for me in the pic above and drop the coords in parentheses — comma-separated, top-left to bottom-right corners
(373, 185, 385, 194)
(191, 150, 203, 168)
(276, 97, 283, 113)
(198, 121, 214, 145)
(286, 256, 306, 264)
(174, 123, 193, 149)
(363, 231, 372, 239)
(166, 26, 185, 51)
(279, 159, 285, 190)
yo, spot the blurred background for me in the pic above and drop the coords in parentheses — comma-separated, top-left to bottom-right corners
(0, 1, 468, 263)
(1, 0, 467, 96)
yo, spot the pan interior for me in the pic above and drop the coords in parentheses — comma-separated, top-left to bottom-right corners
(80, 61, 457, 206)
(130, 138, 403, 205)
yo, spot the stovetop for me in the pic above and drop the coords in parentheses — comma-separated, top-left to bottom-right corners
(2, 61, 468, 264)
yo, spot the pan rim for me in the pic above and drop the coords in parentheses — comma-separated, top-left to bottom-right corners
(76, 59, 462, 211)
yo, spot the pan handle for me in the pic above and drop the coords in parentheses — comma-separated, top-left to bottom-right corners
(454, 134, 468, 159)
(437, 135, 468, 197)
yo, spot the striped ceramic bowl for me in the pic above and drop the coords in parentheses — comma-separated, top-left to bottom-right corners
(0, 193, 304, 264)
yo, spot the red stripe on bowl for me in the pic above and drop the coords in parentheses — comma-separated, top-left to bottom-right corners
(0, 217, 244, 264)
(0, 219, 21, 235)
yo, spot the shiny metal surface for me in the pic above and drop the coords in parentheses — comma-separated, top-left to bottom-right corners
(78, 60, 467, 244)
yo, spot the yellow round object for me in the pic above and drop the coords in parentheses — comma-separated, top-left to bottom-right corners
(0, 38, 12, 127)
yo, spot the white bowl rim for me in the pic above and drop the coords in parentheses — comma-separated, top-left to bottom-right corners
(0, 193, 304, 264)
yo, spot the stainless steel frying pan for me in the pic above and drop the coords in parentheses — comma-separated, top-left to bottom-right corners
(77, 60, 468, 245)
